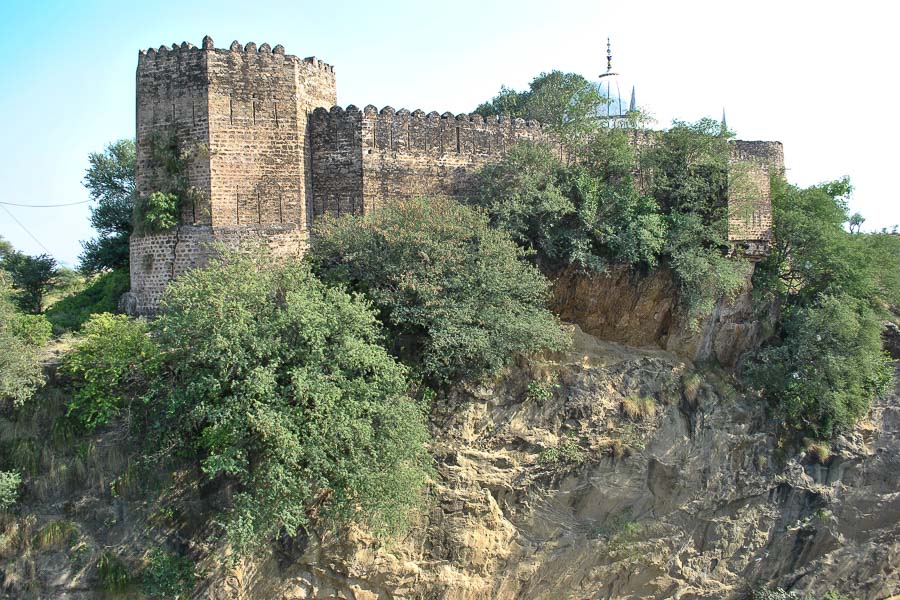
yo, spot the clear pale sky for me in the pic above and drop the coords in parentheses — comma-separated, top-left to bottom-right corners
(0, 0, 896, 266)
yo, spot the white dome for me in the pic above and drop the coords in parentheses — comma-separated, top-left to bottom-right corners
(593, 38, 636, 119)
(594, 76, 631, 118)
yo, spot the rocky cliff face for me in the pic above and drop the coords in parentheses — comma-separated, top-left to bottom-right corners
(206, 325, 899, 600)
(551, 266, 775, 368)
(4, 326, 897, 599)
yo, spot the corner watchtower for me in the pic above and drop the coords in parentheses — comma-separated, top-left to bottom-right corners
(128, 36, 336, 314)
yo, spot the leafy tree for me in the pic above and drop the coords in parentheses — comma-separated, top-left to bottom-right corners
(470, 138, 666, 273)
(80, 139, 135, 274)
(62, 313, 159, 431)
(0, 235, 12, 259)
(138, 252, 432, 554)
(753, 178, 875, 305)
(140, 547, 195, 597)
(471, 119, 743, 325)
(748, 295, 891, 437)
(1, 251, 58, 314)
(474, 70, 609, 146)
(858, 231, 900, 309)
(0, 272, 48, 408)
(470, 142, 576, 267)
(746, 177, 896, 438)
(632, 118, 749, 324)
(848, 211, 865, 234)
(308, 196, 569, 384)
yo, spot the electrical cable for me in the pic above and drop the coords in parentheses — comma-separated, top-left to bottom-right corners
(0, 199, 90, 208)
(0, 204, 53, 254)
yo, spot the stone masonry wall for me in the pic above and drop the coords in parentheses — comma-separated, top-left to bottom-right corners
(131, 37, 333, 314)
(310, 105, 562, 218)
(728, 141, 784, 248)
(310, 107, 364, 218)
(136, 42, 212, 225)
(129, 224, 308, 314)
(131, 35, 784, 313)
(205, 42, 336, 229)
(311, 110, 780, 249)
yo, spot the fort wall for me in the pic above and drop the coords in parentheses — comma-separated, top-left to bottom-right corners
(129, 35, 783, 314)
(205, 43, 335, 229)
(728, 141, 784, 250)
(130, 37, 329, 313)
(128, 224, 308, 314)
(310, 106, 562, 218)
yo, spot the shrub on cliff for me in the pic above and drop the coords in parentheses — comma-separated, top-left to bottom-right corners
(140, 252, 431, 555)
(308, 196, 569, 384)
(746, 177, 896, 438)
(747, 294, 891, 437)
(471, 138, 666, 273)
(62, 313, 159, 432)
(472, 119, 746, 327)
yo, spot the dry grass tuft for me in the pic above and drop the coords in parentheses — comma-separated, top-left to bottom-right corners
(621, 395, 657, 421)
(33, 519, 78, 550)
(805, 439, 831, 464)
(681, 372, 702, 401)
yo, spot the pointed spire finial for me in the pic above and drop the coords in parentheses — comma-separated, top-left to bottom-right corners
(606, 37, 612, 74)
(721, 108, 727, 132)
(629, 86, 636, 113)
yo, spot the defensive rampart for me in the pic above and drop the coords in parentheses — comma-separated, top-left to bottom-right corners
(128, 35, 783, 314)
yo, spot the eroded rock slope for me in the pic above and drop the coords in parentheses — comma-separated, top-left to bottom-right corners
(224, 325, 900, 600)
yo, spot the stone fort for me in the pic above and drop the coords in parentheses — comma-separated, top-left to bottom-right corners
(127, 36, 784, 314)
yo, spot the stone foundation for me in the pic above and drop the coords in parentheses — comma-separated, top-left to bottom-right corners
(128, 224, 307, 315)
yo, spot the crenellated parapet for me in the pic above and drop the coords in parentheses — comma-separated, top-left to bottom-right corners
(310, 104, 562, 217)
(316, 104, 553, 156)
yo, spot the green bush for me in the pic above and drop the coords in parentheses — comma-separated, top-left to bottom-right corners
(0, 470, 20, 511)
(134, 191, 179, 233)
(747, 177, 897, 437)
(538, 439, 586, 466)
(97, 550, 133, 593)
(62, 313, 159, 431)
(141, 548, 195, 598)
(45, 269, 129, 334)
(470, 137, 665, 273)
(309, 196, 569, 383)
(746, 295, 891, 438)
(471, 119, 748, 326)
(0, 274, 46, 408)
(142, 252, 432, 555)
(6, 313, 52, 346)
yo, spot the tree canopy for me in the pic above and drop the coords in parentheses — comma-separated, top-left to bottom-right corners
(308, 196, 569, 384)
(140, 252, 431, 554)
(1, 250, 58, 314)
(79, 139, 135, 274)
(474, 70, 610, 146)
(746, 177, 896, 438)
